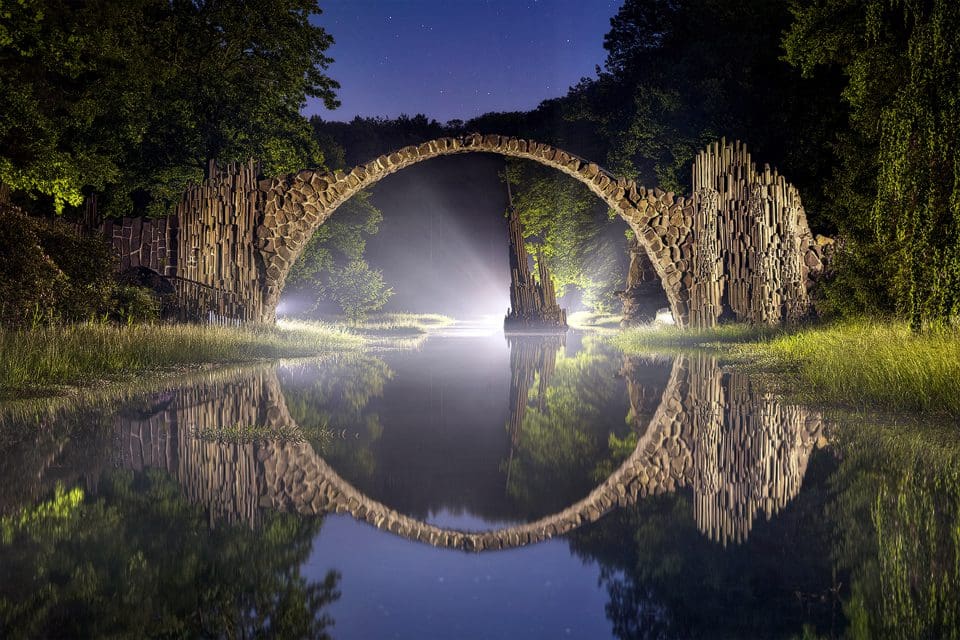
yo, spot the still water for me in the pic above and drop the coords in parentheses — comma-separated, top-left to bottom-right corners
(1, 324, 958, 639)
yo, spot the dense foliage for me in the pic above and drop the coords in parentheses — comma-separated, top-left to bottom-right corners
(0, 205, 119, 325)
(0, 471, 341, 638)
(784, 0, 960, 329)
(285, 190, 385, 310)
(0, 0, 339, 217)
(566, 0, 846, 223)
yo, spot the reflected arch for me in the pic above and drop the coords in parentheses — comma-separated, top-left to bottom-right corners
(117, 355, 824, 550)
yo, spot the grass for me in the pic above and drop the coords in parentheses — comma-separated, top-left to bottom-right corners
(567, 310, 623, 331)
(615, 319, 960, 417)
(310, 312, 455, 336)
(0, 320, 362, 400)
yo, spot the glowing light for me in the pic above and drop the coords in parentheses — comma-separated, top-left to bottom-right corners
(655, 308, 675, 325)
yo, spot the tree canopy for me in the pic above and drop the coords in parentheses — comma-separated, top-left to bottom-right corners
(0, 0, 339, 216)
(784, 0, 960, 329)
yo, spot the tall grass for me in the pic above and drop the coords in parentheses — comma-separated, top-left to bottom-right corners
(612, 323, 787, 351)
(741, 321, 960, 417)
(0, 321, 361, 399)
(616, 320, 960, 417)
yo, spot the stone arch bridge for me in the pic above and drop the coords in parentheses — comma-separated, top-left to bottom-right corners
(115, 354, 824, 550)
(99, 135, 826, 328)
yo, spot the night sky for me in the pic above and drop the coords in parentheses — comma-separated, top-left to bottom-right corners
(308, 0, 622, 123)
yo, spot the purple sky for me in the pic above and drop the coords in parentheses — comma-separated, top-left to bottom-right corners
(307, 0, 622, 123)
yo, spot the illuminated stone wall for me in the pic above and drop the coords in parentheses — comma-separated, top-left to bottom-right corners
(89, 136, 820, 328)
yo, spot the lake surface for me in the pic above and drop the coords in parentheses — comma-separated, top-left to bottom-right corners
(1, 322, 958, 639)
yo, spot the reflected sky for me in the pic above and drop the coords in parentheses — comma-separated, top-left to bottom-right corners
(306, 512, 611, 640)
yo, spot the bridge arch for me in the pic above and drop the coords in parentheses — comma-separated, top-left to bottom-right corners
(255, 134, 693, 326)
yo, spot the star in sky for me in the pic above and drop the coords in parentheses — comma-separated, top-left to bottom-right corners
(308, 0, 622, 123)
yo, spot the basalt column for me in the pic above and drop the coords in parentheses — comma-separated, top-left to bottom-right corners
(504, 204, 568, 332)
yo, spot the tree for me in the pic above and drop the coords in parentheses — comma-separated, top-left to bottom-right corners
(505, 160, 629, 313)
(0, 0, 340, 217)
(566, 0, 846, 228)
(0, 205, 117, 325)
(784, 0, 960, 329)
(323, 259, 393, 322)
(286, 190, 384, 305)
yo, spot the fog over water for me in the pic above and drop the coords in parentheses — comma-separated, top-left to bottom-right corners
(365, 154, 512, 316)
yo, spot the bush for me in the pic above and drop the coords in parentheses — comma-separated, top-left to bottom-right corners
(0, 205, 117, 326)
(111, 285, 160, 324)
(322, 259, 393, 323)
(0, 207, 66, 325)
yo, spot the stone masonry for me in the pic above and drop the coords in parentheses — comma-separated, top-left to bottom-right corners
(90, 136, 822, 328)
(256, 135, 823, 327)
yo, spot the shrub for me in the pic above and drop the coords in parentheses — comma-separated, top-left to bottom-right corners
(322, 259, 393, 323)
(0, 205, 117, 325)
(111, 285, 160, 324)
(0, 207, 65, 325)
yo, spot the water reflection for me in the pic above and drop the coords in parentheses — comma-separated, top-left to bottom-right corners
(2, 336, 959, 637)
(504, 335, 564, 486)
(99, 348, 822, 550)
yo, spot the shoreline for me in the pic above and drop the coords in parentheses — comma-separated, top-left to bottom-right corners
(612, 319, 960, 419)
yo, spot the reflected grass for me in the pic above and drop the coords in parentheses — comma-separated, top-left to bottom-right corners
(615, 320, 960, 417)
(309, 312, 455, 335)
(191, 421, 336, 445)
(0, 321, 362, 400)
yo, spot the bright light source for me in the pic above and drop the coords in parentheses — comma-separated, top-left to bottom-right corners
(478, 313, 503, 327)
(275, 300, 291, 317)
(655, 307, 675, 325)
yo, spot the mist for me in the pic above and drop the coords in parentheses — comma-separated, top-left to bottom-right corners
(359, 153, 512, 318)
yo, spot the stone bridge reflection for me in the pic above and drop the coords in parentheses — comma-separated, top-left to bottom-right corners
(116, 354, 823, 550)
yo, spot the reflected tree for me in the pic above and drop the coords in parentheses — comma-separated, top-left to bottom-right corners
(503, 337, 642, 517)
(278, 355, 393, 486)
(0, 471, 340, 639)
(569, 452, 840, 639)
(829, 422, 960, 639)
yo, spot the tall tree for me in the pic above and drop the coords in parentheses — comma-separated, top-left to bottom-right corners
(0, 0, 340, 216)
(567, 0, 846, 229)
(784, 0, 960, 328)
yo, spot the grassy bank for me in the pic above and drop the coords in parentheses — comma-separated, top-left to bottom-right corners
(0, 321, 362, 400)
(614, 320, 960, 417)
